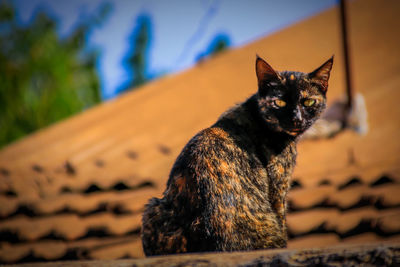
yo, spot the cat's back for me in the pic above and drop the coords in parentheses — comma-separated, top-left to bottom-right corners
(141, 127, 237, 255)
(172, 107, 262, 186)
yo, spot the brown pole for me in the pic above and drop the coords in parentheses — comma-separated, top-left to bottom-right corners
(339, 0, 354, 111)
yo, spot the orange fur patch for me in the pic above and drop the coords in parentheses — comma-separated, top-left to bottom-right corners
(300, 91, 309, 98)
(276, 164, 284, 175)
(175, 176, 187, 193)
(209, 127, 229, 139)
(219, 160, 230, 175)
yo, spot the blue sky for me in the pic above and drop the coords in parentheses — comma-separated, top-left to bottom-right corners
(14, 0, 337, 99)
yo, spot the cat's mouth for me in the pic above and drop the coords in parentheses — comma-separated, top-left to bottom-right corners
(285, 129, 304, 136)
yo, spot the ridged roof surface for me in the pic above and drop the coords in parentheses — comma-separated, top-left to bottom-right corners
(1, 0, 399, 263)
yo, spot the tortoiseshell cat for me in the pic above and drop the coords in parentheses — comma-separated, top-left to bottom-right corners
(141, 55, 333, 255)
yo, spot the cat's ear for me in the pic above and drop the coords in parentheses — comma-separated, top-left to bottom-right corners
(256, 55, 280, 88)
(308, 56, 334, 92)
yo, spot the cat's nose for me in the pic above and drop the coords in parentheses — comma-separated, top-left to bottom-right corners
(293, 120, 302, 128)
(293, 108, 303, 124)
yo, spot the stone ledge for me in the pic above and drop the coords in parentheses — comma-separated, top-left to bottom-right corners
(18, 242, 400, 267)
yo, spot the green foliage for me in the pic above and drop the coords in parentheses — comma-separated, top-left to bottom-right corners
(196, 33, 230, 62)
(208, 34, 230, 56)
(0, 2, 111, 148)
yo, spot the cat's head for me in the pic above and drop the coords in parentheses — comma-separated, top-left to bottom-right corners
(255, 55, 333, 137)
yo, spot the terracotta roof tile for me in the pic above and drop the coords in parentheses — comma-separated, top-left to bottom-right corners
(289, 233, 400, 249)
(0, 188, 159, 218)
(27, 241, 67, 261)
(373, 184, 400, 208)
(0, 214, 83, 241)
(0, 236, 143, 263)
(287, 209, 339, 236)
(341, 233, 400, 244)
(0, 213, 141, 242)
(0, 196, 18, 217)
(331, 208, 399, 236)
(88, 238, 144, 260)
(287, 207, 400, 238)
(289, 183, 400, 212)
(288, 185, 336, 210)
(0, 243, 31, 263)
(379, 213, 400, 234)
(287, 234, 340, 249)
(294, 161, 400, 188)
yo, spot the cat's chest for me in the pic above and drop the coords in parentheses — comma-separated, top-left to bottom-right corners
(265, 142, 297, 183)
(239, 142, 296, 197)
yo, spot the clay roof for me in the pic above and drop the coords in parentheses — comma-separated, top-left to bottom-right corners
(1, 0, 399, 264)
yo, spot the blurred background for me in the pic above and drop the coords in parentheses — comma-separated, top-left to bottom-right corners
(1, 0, 335, 148)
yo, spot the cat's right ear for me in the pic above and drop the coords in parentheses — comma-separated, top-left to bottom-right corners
(308, 56, 334, 93)
(256, 55, 280, 90)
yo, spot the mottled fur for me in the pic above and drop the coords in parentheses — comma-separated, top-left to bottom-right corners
(141, 56, 333, 256)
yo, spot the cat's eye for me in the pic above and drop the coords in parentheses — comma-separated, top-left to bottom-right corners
(274, 99, 286, 107)
(303, 99, 316, 107)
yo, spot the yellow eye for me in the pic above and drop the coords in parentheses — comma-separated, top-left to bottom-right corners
(304, 99, 316, 107)
(274, 99, 286, 107)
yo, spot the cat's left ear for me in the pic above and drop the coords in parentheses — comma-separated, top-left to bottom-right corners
(256, 55, 280, 89)
(308, 56, 334, 93)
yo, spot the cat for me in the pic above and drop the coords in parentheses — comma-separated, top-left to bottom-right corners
(141, 55, 333, 255)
